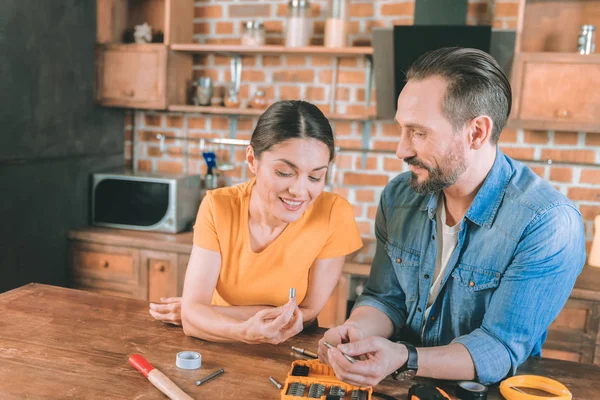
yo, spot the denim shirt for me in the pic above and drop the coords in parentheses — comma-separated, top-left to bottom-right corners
(353, 147, 586, 385)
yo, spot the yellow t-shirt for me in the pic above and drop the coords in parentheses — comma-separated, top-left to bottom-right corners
(193, 178, 363, 307)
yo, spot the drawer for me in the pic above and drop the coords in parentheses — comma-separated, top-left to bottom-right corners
(69, 242, 140, 287)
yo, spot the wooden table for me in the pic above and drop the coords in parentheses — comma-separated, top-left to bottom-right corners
(1, 284, 599, 399)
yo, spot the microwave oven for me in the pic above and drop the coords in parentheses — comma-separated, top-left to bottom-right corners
(91, 171, 202, 233)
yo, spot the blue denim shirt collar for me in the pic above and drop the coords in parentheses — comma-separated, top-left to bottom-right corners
(420, 147, 514, 228)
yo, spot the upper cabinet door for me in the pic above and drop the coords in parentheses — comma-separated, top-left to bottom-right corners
(95, 44, 167, 109)
(510, 53, 600, 133)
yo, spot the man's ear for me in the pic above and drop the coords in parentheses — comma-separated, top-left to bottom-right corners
(468, 115, 494, 149)
(246, 145, 257, 174)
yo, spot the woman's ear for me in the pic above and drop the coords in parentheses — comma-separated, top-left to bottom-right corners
(246, 145, 257, 174)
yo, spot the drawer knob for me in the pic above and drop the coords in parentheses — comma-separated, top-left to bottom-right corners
(159, 265, 165, 272)
(555, 109, 571, 119)
(103, 261, 109, 268)
(122, 89, 135, 97)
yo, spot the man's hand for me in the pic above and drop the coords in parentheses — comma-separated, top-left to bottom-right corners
(318, 321, 365, 366)
(327, 337, 408, 387)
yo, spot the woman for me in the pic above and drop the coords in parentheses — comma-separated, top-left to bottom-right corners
(149, 100, 362, 344)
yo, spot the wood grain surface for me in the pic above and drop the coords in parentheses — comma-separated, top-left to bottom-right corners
(1, 284, 599, 399)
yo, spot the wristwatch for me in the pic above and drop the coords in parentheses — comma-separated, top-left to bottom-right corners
(391, 342, 418, 381)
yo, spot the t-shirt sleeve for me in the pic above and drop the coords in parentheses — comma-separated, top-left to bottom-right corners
(192, 192, 221, 252)
(316, 196, 363, 259)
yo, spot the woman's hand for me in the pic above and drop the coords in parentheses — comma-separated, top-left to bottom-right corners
(242, 299, 304, 344)
(149, 297, 182, 326)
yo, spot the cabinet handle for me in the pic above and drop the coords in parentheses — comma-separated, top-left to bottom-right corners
(103, 261, 109, 268)
(122, 89, 135, 97)
(554, 109, 571, 119)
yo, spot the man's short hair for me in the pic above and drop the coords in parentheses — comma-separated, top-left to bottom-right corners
(406, 47, 512, 143)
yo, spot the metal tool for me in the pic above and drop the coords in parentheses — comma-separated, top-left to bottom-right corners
(289, 287, 296, 300)
(195, 368, 225, 386)
(329, 385, 346, 397)
(287, 382, 306, 396)
(351, 389, 368, 400)
(308, 383, 326, 398)
(291, 346, 318, 359)
(323, 341, 357, 364)
(269, 376, 282, 390)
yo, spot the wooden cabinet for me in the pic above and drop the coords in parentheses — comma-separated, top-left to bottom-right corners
(543, 297, 600, 364)
(96, 44, 167, 109)
(542, 267, 600, 365)
(68, 228, 192, 301)
(95, 0, 193, 109)
(511, 52, 600, 132)
(69, 241, 143, 298)
(509, 0, 600, 132)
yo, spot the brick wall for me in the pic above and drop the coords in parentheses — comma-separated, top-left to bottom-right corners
(125, 0, 600, 256)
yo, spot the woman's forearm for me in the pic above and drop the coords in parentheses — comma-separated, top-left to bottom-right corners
(181, 302, 251, 343)
(212, 305, 273, 320)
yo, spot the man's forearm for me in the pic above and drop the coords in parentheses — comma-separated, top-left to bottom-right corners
(416, 343, 476, 381)
(347, 306, 395, 338)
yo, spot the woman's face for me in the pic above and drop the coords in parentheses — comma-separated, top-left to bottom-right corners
(248, 138, 330, 224)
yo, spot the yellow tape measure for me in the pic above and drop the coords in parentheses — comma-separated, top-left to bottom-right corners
(499, 375, 572, 400)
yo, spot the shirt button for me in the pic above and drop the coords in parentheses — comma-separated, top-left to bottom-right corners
(396, 258, 402, 263)
(431, 235, 435, 240)
(417, 307, 422, 312)
(469, 281, 475, 287)
(424, 274, 430, 279)
(431, 316, 437, 321)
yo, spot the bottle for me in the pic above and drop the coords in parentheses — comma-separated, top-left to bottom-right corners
(578, 25, 596, 55)
(325, 0, 349, 48)
(241, 20, 266, 46)
(286, 0, 312, 48)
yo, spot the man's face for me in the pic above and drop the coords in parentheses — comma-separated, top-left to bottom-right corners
(394, 76, 468, 195)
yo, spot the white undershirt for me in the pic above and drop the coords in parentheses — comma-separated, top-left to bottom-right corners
(424, 194, 461, 321)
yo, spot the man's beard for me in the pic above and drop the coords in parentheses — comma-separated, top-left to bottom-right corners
(407, 148, 466, 195)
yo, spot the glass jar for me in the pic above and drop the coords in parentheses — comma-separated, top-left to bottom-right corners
(251, 90, 267, 109)
(578, 25, 596, 55)
(192, 77, 213, 106)
(224, 88, 240, 108)
(241, 20, 265, 46)
(286, 0, 311, 48)
(325, 0, 348, 48)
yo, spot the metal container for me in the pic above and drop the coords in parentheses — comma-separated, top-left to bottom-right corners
(193, 77, 213, 106)
(578, 24, 596, 55)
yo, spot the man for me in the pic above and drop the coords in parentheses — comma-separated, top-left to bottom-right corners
(319, 47, 586, 386)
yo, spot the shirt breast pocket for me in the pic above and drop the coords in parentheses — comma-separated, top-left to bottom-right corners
(385, 242, 420, 302)
(449, 264, 501, 322)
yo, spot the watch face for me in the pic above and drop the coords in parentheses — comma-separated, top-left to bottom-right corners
(394, 369, 417, 381)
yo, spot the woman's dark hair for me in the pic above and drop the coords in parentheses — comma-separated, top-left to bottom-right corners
(406, 47, 512, 143)
(250, 100, 335, 162)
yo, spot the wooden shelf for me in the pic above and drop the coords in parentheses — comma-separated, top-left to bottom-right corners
(170, 44, 373, 57)
(167, 105, 376, 121)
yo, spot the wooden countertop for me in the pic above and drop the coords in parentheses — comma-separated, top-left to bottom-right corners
(1, 284, 599, 399)
(68, 227, 600, 297)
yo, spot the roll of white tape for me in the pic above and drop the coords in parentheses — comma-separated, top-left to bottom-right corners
(176, 351, 202, 370)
